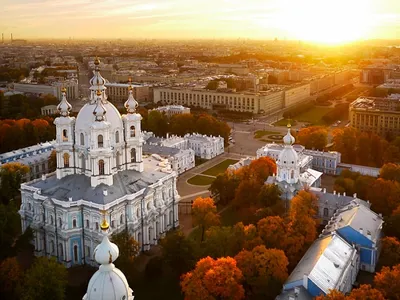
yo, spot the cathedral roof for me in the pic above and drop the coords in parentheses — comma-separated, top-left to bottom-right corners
(28, 164, 171, 205)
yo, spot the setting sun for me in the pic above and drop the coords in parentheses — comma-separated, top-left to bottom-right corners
(276, 0, 375, 44)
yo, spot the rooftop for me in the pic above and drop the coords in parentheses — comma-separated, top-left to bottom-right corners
(0, 141, 55, 164)
(24, 156, 174, 205)
(322, 202, 383, 243)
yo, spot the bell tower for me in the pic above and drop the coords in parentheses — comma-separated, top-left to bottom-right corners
(122, 81, 144, 172)
(54, 88, 76, 179)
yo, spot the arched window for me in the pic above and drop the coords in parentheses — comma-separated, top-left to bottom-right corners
(50, 240, 55, 254)
(62, 129, 68, 141)
(72, 219, 77, 228)
(136, 208, 140, 218)
(63, 153, 70, 168)
(116, 151, 120, 169)
(58, 218, 62, 227)
(98, 134, 103, 148)
(115, 131, 119, 143)
(50, 215, 54, 225)
(80, 133, 84, 146)
(130, 126, 136, 137)
(28, 203, 32, 211)
(59, 243, 64, 260)
(131, 148, 136, 163)
(73, 245, 78, 262)
(323, 208, 329, 217)
(291, 170, 294, 179)
(99, 159, 105, 175)
(120, 214, 124, 224)
(81, 155, 85, 172)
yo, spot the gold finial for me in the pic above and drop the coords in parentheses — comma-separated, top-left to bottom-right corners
(61, 87, 67, 93)
(100, 208, 109, 231)
(96, 90, 102, 96)
(128, 77, 132, 91)
(287, 118, 292, 128)
(94, 56, 100, 66)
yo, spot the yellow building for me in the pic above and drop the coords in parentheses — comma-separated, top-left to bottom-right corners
(349, 96, 400, 137)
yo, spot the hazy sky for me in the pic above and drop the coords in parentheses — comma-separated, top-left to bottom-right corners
(1, 0, 399, 42)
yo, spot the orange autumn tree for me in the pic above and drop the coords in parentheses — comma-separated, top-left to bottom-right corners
(192, 197, 220, 242)
(315, 285, 385, 300)
(257, 216, 287, 250)
(297, 126, 328, 150)
(0, 257, 23, 298)
(181, 256, 245, 300)
(379, 237, 400, 267)
(235, 245, 288, 298)
(374, 264, 400, 299)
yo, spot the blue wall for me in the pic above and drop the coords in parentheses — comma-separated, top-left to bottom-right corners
(360, 247, 372, 265)
(308, 278, 324, 297)
(337, 226, 372, 248)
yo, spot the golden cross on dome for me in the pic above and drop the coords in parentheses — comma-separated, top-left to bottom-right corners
(287, 118, 292, 128)
(99, 207, 109, 231)
(128, 77, 132, 90)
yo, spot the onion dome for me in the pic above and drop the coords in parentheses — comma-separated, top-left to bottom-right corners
(57, 87, 72, 117)
(93, 90, 107, 121)
(283, 123, 295, 145)
(89, 57, 107, 89)
(82, 211, 134, 300)
(124, 81, 138, 114)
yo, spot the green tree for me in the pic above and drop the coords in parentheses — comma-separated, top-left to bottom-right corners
(209, 172, 240, 206)
(21, 257, 68, 300)
(160, 230, 196, 276)
(111, 229, 140, 268)
(0, 162, 29, 203)
(0, 202, 21, 259)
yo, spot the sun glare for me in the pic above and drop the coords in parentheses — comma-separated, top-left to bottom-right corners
(276, 0, 374, 44)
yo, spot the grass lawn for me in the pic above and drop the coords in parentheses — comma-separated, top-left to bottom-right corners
(201, 159, 239, 176)
(273, 118, 298, 127)
(295, 106, 332, 125)
(187, 175, 215, 186)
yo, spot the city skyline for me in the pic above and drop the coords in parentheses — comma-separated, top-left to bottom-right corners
(1, 0, 400, 44)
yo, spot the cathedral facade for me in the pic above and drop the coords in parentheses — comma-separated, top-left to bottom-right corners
(19, 58, 180, 267)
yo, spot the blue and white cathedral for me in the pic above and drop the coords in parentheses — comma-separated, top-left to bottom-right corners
(19, 58, 180, 267)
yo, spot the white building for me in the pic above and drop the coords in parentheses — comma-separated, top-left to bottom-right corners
(150, 105, 190, 117)
(41, 105, 58, 116)
(0, 141, 56, 182)
(185, 133, 224, 159)
(265, 125, 322, 200)
(257, 143, 341, 175)
(143, 144, 195, 174)
(145, 133, 224, 160)
(227, 157, 253, 173)
(19, 58, 180, 267)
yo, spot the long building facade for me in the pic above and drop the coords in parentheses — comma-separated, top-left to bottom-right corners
(19, 59, 180, 267)
(153, 83, 311, 114)
(349, 95, 400, 137)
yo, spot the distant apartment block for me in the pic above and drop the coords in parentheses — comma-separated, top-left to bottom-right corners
(153, 83, 310, 114)
(150, 105, 190, 117)
(349, 95, 400, 137)
(14, 79, 78, 100)
(360, 65, 400, 84)
(105, 83, 150, 104)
